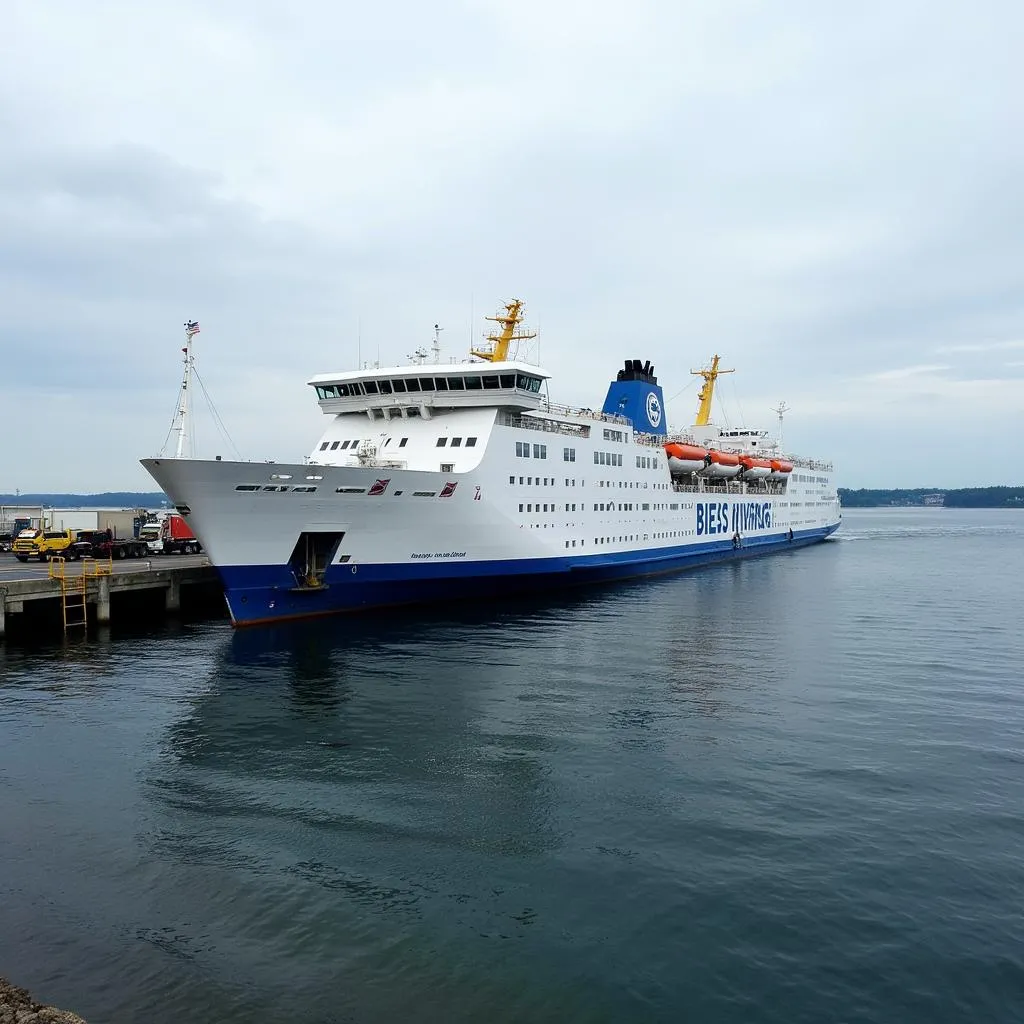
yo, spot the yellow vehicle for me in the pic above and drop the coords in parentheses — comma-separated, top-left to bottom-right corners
(12, 528, 76, 562)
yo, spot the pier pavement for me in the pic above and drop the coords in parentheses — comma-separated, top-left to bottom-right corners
(0, 553, 220, 637)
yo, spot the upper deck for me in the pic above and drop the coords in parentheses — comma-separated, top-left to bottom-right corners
(308, 360, 550, 420)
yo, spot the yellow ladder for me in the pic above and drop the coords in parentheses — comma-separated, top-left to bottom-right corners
(49, 557, 87, 630)
(49, 556, 112, 632)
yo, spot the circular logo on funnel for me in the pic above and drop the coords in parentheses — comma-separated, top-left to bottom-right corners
(646, 391, 662, 427)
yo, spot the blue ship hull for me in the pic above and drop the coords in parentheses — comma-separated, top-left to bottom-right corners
(219, 524, 839, 626)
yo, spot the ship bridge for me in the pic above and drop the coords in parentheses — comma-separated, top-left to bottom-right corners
(308, 360, 549, 422)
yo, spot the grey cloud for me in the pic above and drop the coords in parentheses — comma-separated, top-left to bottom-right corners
(1, 0, 1022, 489)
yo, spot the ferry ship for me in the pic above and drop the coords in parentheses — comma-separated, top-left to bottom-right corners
(142, 301, 840, 626)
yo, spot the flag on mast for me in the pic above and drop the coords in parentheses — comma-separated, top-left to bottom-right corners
(184, 320, 200, 339)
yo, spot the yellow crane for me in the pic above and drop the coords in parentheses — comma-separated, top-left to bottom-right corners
(471, 299, 536, 362)
(691, 355, 734, 426)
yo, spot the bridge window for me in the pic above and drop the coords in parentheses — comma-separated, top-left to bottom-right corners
(378, 380, 393, 395)
(465, 376, 483, 390)
(363, 380, 379, 395)
(482, 375, 500, 389)
(516, 374, 542, 393)
(319, 442, 329, 450)
(405, 378, 421, 392)
(450, 437, 463, 447)
(436, 437, 448, 447)
(435, 377, 449, 391)
(466, 437, 477, 447)
(418, 377, 435, 390)
(447, 377, 465, 390)
(391, 379, 407, 393)
(500, 374, 515, 388)
(330, 441, 341, 450)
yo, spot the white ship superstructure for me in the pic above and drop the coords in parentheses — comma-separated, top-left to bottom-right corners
(143, 301, 840, 626)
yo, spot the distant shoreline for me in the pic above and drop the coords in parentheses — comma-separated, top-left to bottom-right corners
(839, 487, 1024, 509)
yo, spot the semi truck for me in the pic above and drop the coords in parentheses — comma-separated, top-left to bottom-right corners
(68, 529, 150, 560)
(139, 513, 202, 555)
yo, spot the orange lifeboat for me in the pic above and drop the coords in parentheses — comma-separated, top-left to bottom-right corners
(700, 449, 741, 478)
(769, 459, 794, 481)
(664, 442, 708, 475)
(738, 456, 773, 480)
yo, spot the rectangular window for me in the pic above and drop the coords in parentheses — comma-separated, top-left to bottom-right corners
(330, 441, 341, 449)
(563, 447, 576, 462)
(436, 437, 447, 447)
(234, 484, 259, 491)
(533, 444, 547, 459)
(441, 463, 454, 472)
(516, 441, 530, 457)
(363, 380, 379, 394)
(319, 442, 329, 450)
(447, 377, 465, 390)
(340, 440, 351, 449)
(335, 486, 366, 494)
(465, 376, 483, 390)
(435, 377, 449, 391)
(419, 377, 435, 390)
(391, 379, 407, 393)
(528, 504, 533, 512)
(405, 378, 421, 392)
(519, 503, 524, 512)
(466, 437, 477, 447)
(500, 374, 515, 388)
(399, 437, 408, 447)
(450, 437, 463, 447)
(594, 452, 600, 464)
(482, 375, 500, 390)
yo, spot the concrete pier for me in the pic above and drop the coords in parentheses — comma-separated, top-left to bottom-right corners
(0, 555, 220, 638)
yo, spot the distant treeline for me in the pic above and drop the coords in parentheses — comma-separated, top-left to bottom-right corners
(839, 487, 1024, 508)
(0, 492, 168, 507)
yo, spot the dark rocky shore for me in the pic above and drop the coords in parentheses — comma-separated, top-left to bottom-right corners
(0, 979, 86, 1023)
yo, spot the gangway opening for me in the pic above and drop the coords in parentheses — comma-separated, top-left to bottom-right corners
(288, 532, 345, 591)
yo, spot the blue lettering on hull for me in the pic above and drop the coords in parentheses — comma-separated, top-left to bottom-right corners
(697, 501, 773, 536)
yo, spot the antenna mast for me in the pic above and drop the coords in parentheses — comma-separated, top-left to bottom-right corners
(174, 321, 200, 458)
(772, 401, 790, 449)
(472, 299, 536, 362)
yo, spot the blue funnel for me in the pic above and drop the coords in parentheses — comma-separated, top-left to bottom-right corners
(601, 359, 667, 436)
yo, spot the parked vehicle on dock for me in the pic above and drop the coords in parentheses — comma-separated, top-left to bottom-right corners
(140, 513, 201, 555)
(68, 529, 149, 560)
(13, 528, 76, 562)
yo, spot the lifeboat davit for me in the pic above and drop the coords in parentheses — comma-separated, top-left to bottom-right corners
(664, 442, 708, 475)
(700, 449, 741, 478)
(769, 459, 794, 481)
(738, 456, 773, 480)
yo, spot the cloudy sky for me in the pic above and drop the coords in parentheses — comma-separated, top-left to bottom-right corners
(2, 0, 1021, 491)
